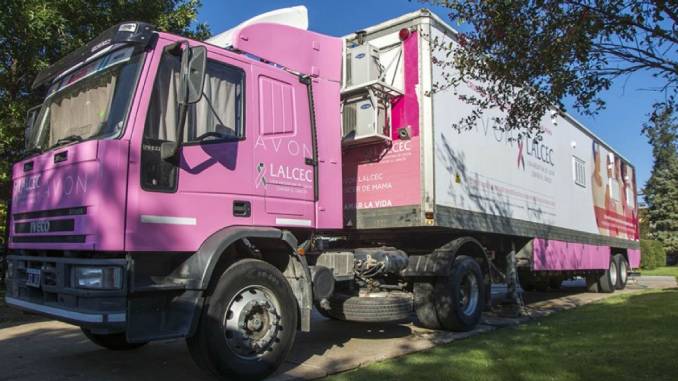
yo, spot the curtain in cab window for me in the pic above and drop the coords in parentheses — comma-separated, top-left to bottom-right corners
(49, 74, 116, 146)
(146, 55, 243, 141)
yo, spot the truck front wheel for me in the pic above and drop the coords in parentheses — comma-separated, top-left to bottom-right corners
(187, 258, 297, 381)
(81, 328, 148, 351)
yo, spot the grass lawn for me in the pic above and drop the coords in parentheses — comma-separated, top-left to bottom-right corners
(329, 289, 678, 381)
(641, 266, 678, 280)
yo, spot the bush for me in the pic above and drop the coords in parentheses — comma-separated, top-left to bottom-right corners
(640, 239, 667, 270)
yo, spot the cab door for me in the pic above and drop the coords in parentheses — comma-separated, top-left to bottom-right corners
(251, 65, 316, 229)
(125, 40, 254, 252)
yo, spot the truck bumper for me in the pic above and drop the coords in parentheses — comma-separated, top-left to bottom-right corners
(5, 296, 126, 324)
(4, 254, 128, 329)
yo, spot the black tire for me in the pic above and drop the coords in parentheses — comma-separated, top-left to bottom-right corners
(534, 279, 549, 292)
(81, 328, 147, 351)
(187, 259, 298, 381)
(586, 275, 600, 292)
(520, 279, 536, 292)
(614, 254, 629, 290)
(597, 257, 617, 293)
(318, 292, 412, 323)
(413, 281, 442, 329)
(548, 277, 562, 290)
(433, 255, 485, 332)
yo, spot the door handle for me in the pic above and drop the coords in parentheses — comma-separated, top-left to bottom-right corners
(233, 200, 251, 217)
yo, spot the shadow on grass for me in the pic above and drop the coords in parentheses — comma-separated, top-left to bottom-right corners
(328, 289, 678, 381)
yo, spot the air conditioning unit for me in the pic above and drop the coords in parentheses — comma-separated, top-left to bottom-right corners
(341, 42, 403, 146)
(345, 43, 382, 87)
(342, 91, 389, 144)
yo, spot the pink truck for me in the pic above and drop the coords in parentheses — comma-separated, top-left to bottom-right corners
(5, 8, 640, 380)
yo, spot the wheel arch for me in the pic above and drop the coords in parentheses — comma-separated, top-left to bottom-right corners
(186, 227, 313, 334)
(405, 236, 491, 278)
(405, 236, 492, 302)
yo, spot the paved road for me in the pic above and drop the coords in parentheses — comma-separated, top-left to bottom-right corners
(0, 276, 674, 381)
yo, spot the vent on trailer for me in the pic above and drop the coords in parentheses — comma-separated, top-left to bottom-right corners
(341, 42, 402, 146)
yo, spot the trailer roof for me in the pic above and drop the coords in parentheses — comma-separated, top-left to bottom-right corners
(344, 9, 635, 168)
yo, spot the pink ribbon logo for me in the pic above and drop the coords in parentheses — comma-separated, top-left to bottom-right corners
(256, 162, 267, 188)
(517, 138, 526, 170)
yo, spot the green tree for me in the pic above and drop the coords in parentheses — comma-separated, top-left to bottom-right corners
(643, 103, 678, 256)
(421, 1, 677, 137)
(0, 0, 210, 241)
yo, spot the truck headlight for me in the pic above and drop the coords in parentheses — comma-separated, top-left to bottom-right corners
(74, 267, 122, 289)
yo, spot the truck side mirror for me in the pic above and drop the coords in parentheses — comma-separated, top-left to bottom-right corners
(164, 44, 207, 162)
(178, 45, 207, 105)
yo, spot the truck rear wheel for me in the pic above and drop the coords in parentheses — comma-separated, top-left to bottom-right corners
(81, 328, 148, 351)
(187, 258, 297, 381)
(414, 281, 442, 329)
(317, 292, 412, 322)
(614, 254, 629, 290)
(434, 255, 485, 332)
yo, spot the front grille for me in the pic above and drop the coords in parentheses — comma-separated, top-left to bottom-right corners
(12, 235, 86, 243)
(13, 206, 87, 221)
(14, 219, 75, 234)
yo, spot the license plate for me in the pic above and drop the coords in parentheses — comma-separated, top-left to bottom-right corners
(26, 268, 41, 288)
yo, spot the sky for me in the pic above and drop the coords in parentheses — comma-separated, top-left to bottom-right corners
(196, 0, 666, 191)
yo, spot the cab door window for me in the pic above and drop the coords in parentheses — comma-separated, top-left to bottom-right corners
(141, 47, 245, 192)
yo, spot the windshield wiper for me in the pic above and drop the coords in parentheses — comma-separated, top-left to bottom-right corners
(54, 135, 83, 147)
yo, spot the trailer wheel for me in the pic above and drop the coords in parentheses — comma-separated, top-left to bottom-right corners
(318, 292, 412, 322)
(614, 254, 629, 290)
(81, 329, 148, 351)
(413, 281, 442, 329)
(187, 259, 297, 381)
(434, 255, 485, 332)
(597, 257, 617, 293)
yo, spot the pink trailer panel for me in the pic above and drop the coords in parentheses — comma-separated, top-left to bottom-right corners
(533, 238, 611, 271)
(627, 248, 641, 269)
(342, 31, 421, 220)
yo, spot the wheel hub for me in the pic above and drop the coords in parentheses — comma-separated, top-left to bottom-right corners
(458, 273, 479, 316)
(610, 260, 618, 286)
(224, 286, 282, 359)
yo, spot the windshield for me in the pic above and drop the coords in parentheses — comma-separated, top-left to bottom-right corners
(27, 46, 144, 151)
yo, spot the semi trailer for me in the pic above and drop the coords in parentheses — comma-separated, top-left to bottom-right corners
(5, 7, 640, 380)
